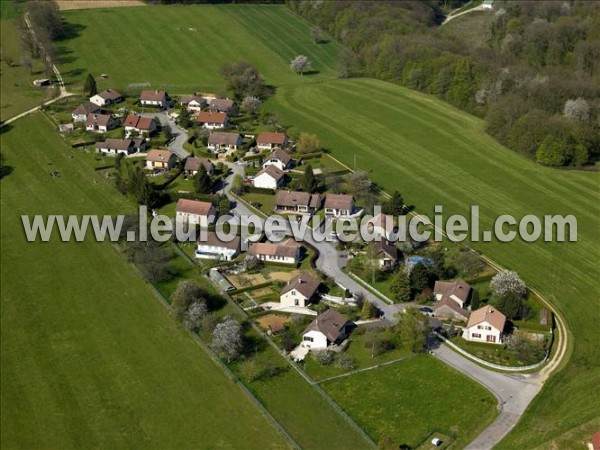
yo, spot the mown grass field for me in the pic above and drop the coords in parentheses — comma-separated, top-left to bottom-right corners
(322, 355, 497, 449)
(0, 114, 289, 449)
(57, 5, 341, 94)
(268, 78, 600, 448)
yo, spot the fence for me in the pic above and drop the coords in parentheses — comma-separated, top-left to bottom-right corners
(348, 271, 394, 305)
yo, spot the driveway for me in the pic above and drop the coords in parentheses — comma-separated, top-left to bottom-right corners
(140, 111, 190, 159)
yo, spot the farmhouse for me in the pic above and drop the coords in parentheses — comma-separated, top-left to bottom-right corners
(145, 149, 176, 171)
(72, 102, 100, 122)
(124, 115, 156, 137)
(280, 272, 320, 307)
(208, 98, 237, 115)
(180, 94, 208, 112)
(207, 132, 243, 153)
(324, 194, 354, 217)
(90, 88, 123, 107)
(85, 113, 117, 133)
(263, 148, 292, 171)
(256, 132, 288, 151)
(274, 190, 322, 214)
(176, 199, 216, 228)
(184, 157, 215, 176)
(248, 239, 301, 265)
(366, 213, 396, 241)
(196, 231, 241, 261)
(253, 165, 285, 190)
(140, 89, 168, 107)
(434, 279, 472, 308)
(462, 305, 506, 344)
(95, 138, 145, 156)
(302, 309, 352, 350)
(373, 240, 398, 269)
(197, 111, 229, 129)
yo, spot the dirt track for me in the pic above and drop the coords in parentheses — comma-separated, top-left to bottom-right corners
(56, 1, 146, 10)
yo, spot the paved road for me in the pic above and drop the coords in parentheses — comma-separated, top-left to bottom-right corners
(140, 111, 190, 159)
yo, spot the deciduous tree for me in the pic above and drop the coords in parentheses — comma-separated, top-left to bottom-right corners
(211, 317, 243, 362)
(290, 55, 312, 75)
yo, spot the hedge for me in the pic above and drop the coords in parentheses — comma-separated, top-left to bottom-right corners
(244, 186, 275, 195)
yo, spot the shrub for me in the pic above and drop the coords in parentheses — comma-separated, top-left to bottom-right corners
(334, 353, 357, 370)
(312, 350, 335, 365)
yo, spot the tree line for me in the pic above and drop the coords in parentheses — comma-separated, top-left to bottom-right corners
(288, 0, 600, 168)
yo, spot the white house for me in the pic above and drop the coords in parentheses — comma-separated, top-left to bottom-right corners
(175, 199, 216, 228)
(72, 102, 100, 122)
(372, 240, 398, 270)
(145, 149, 176, 171)
(253, 165, 285, 190)
(248, 239, 301, 265)
(197, 111, 229, 129)
(85, 113, 117, 133)
(434, 279, 472, 308)
(184, 157, 215, 177)
(140, 90, 168, 108)
(196, 231, 241, 261)
(207, 132, 243, 153)
(262, 148, 292, 171)
(274, 190, 321, 214)
(302, 309, 351, 350)
(256, 132, 288, 151)
(90, 88, 123, 107)
(94, 138, 145, 156)
(180, 94, 208, 112)
(462, 305, 506, 344)
(124, 115, 156, 137)
(324, 194, 354, 217)
(280, 272, 320, 307)
(208, 98, 237, 115)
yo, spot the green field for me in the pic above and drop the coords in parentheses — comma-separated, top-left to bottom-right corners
(0, 114, 290, 449)
(322, 355, 497, 448)
(57, 5, 341, 94)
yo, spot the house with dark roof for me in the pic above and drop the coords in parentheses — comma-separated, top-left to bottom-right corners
(197, 111, 229, 129)
(90, 88, 123, 107)
(253, 165, 285, 190)
(432, 298, 470, 322)
(95, 138, 145, 156)
(462, 305, 506, 344)
(256, 132, 288, 151)
(280, 272, 320, 307)
(434, 279, 472, 308)
(263, 148, 292, 171)
(248, 239, 301, 265)
(324, 194, 354, 217)
(72, 102, 101, 122)
(175, 199, 216, 227)
(373, 240, 398, 269)
(274, 190, 322, 214)
(85, 113, 117, 133)
(140, 90, 168, 107)
(145, 149, 176, 171)
(207, 132, 242, 153)
(184, 157, 214, 176)
(208, 98, 237, 115)
(302, 309, 352, 349)
(196, 231, 241, 261)
(180, 94, 208, 112)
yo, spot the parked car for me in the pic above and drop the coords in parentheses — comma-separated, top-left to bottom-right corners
(419, 307, 433, 316)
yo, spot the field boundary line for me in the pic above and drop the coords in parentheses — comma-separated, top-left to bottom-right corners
(316, 354, 415, 384)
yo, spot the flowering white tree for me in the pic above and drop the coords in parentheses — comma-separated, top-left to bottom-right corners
(211, 317, 242, 362)
(241, 96, 262, 115)
(183, 300, 208, 331)
(290, 55, 312, 75)
(563, 98, 590, 123)
(491, 270, 527, 298)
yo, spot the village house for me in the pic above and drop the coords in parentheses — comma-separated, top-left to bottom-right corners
(124, 114, 156, 137)
(180, 94, 208, 112)
(207, 132, 243, 153)
(208, 98, 237, 115)
(434, 279, 472, 308)
(280, 272, 320, 307)
(432, 298, 470, 322)
(197, 111, 229, 129)
(372, 240, 399, 269)
(248, 239, 301, 265)
(89, 88, 123, 107)
(196, 231, 241, 261)
(462, 305, 506, 344)
(95, 138, 145, 156)
(72, 102, 100, 122)
(262, 148, 292, 171)
(302, 309, 352, 350)
(274, 190, 322, 214)
(85, 113, 117, 133)
(175, 199, 216, 228)
(184, 157, 215, 177)
(140, 89, 168, 108)
(366, 213, 396, 241)
(145, 149, 176, 171)
(253, 165, 285, 190)
(324, 194, 355, 217)
(256, 132, 288, 151)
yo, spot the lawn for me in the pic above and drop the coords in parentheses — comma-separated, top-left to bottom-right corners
(0, 114, 288, 449)
(322, 354, 497, 449)
(269, 77, 600, 447)
(57, 5, 342, 95)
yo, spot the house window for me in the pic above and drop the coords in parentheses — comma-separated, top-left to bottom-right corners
(472, 333, 481, 338)
(486, 335, 496, 343)
(303, 336, 313, 342)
